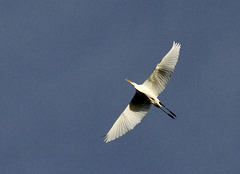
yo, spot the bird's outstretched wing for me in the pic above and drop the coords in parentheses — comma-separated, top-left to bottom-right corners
(104, 92, 151, 143)
(142, 42, 181, 96)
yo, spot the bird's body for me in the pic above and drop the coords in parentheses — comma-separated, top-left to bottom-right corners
(104, 42, 181, 143)
(131, 82, 161, 108)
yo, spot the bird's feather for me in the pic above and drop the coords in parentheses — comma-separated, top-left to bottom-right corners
(104, 92, 151, 143)
(142, 42, 181, 96)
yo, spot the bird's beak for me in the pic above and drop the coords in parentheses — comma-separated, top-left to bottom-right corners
(125, 78, 133, 85)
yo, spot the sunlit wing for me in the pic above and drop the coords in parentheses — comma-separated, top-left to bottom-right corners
(142, 42, 181, 96)
(104, 92, 151, 143)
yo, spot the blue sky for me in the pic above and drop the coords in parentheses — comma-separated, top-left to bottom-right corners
(1, 1, 240, 173)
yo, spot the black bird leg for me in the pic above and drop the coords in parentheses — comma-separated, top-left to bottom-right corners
(159, 102, 177, 119)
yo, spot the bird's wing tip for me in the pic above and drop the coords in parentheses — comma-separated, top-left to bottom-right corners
(172, 41, 181, 48)
(102, 134, 108, 143)
(103, 134, 114, 143)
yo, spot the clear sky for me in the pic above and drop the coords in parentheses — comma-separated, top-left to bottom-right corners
(1, 1, 240, 174)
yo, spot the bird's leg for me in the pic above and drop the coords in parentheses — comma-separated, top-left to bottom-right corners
(159, 107, 175, 119)
(160, 102, 177, 117)
(159, 102, 177, 119)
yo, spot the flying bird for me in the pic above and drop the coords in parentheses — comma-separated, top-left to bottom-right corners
(104, 42, 181, 143)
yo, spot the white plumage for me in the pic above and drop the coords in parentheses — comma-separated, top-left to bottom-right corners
(104, 42, 181, 143)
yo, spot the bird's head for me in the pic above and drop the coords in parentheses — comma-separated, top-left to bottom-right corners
(125, 79, 137, 86)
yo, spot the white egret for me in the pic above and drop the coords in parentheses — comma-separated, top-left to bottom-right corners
(104, 42, 181, 143)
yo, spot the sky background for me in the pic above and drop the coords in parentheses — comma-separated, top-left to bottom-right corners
(1, 1, 240, 174)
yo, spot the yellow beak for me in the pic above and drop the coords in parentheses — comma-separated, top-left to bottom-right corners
(125, 78, 133, 84)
